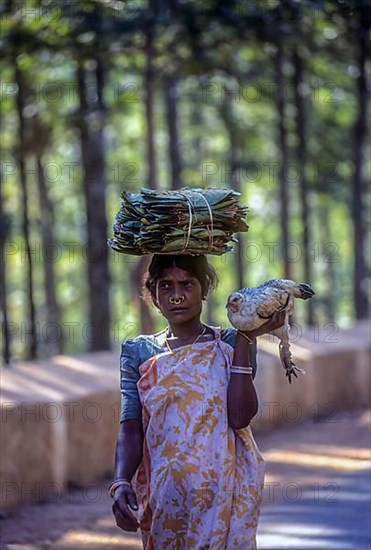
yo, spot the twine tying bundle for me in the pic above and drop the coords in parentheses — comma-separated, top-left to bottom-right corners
(179, 191, 214, 254)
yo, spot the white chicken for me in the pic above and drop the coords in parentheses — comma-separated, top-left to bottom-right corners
(226, 279, 315, 383)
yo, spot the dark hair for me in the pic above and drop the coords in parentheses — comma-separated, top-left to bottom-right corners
(141, 254, 219, 307)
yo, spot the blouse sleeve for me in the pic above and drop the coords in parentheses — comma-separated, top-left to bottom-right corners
(119, 338, 142, 423)
(221, 327, 258, 379)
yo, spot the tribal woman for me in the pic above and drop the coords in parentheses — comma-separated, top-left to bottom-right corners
(111, 254, 284, 549)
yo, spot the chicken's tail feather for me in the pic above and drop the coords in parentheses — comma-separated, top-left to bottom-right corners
(296, 283, 315, 300)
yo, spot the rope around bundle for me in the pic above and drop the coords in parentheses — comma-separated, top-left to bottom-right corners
(179, 191, 214, 254)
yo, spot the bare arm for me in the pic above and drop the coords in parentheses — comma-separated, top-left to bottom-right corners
(112, 419, 143, 532)
(114, 419, 143, 481)
(227, 310, 286, 430)
(227, 332, 258, 430)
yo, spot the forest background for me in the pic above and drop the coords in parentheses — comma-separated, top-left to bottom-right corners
(0, 0, 370, 364)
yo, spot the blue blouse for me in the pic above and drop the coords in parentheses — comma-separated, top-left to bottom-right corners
(119, 325, 257, 423)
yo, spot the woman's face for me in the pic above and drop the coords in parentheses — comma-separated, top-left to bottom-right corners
(155, 267, 203, 323)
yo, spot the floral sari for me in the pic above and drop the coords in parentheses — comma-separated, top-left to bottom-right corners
(132, 326, 265, 550)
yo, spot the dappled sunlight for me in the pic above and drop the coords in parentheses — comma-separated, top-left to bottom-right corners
(359, 410, 371, 425)
(263, 524, 344, 537)
(0, 352, 119, 401)
(56, 530, 142, 548)
(95, 515, 117, 528)
(1, 0, 370, 547)
(258, 526, 349, 550)
(264, 449, 371, 471)
(263, 473, 333, 485)
(1, 370, 91, 400)
(296, 445, 371, 460)
(53, 355, 115, 377)
(1, 375, 66, 401)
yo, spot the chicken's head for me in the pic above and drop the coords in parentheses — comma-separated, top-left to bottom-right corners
(226, 292, 244, 313)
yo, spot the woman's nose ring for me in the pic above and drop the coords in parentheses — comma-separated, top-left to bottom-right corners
(169, 296, 185, 305)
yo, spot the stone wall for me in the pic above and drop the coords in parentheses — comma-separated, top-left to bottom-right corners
(252, 321, 370, 430)
(1, 321, 370, 510)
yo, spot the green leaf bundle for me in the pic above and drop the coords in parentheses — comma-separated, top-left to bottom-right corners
(108, 187, 249, 256)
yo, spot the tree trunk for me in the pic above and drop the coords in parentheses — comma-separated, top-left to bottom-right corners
(15, 64, 37, 359)
(36, 154, 63, 354)
(352, 16, 369, 319)
(0, 175, 11, 366)
(318, 201, 336, 321)
(77, 57, 111, 351)
(219, 97, 245, 289)
(128, 0, 161, 333)
(129, 256, 155, 334)
(275, 36, 291, 280)
(163, 0, 182, 189)
(293, 46, 314, 324)
(189, 84, 204, 170)
(164, 74, 182, 189)
(189, 82, 217, 325)
(231, 146, 245, 291)
(144, 18, 158, 190)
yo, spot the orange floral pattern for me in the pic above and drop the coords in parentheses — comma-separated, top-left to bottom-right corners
(132, 326, 265, 550)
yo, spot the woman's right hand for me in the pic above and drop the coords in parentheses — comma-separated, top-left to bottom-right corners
(112, 483, 140, 532)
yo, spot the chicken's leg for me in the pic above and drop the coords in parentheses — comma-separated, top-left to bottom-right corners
(270, 311, 305, 383)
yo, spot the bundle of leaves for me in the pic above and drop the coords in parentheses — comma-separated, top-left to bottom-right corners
(108, 187, 249, 256)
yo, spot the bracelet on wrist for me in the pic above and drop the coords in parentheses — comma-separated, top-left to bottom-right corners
(230, 364, 253, 375)
(108, 479, 132, 499)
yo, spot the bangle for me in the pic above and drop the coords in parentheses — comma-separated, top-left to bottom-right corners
(109, 479, 132, 499)
(230, 365, 253, 375)
(237, 331, 254, 344)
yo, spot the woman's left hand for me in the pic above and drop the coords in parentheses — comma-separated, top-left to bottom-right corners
(242, 310, 286, 339)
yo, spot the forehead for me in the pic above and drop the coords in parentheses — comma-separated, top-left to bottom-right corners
(157, 267, 198, 282)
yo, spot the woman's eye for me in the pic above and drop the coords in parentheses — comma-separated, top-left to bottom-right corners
(159, 281, 194, 290)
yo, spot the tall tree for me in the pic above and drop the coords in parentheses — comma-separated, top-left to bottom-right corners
(274, 31, 292, 280)
(77, 54, 111, 351)
(352, 11, 369, 319)
(293, 45, 314, 324)
(0, 173, 11, 366)
(130, 255, 155, 334)
(35, 139, 63, 354)
(219, 95, 245, 290)
(165, 73, 183, 189)
(144, 0, 160, 190)
(131, 0, 166, 334)
(189, 85, 205, 171)
(15, 62, 37, 359)
(318, 200, 337, 321)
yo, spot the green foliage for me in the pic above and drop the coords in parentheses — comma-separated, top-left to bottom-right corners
(1, 0, 369, 360)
